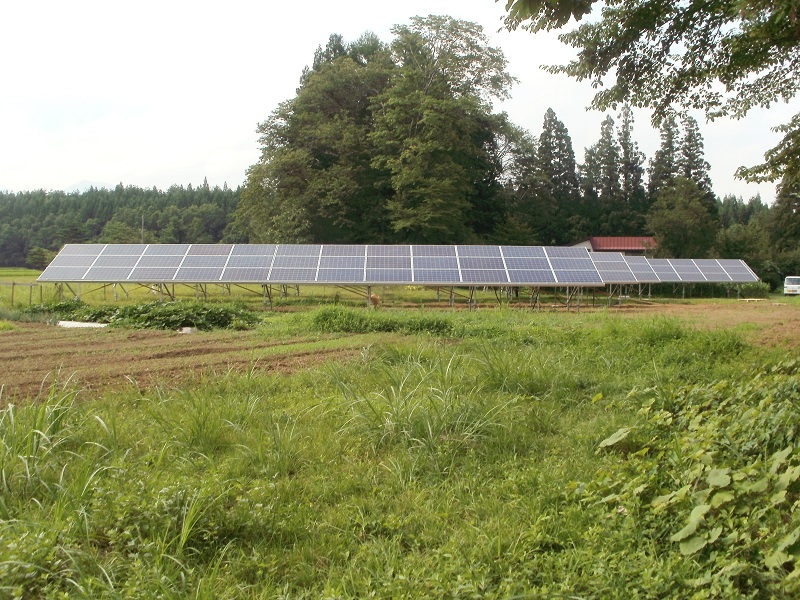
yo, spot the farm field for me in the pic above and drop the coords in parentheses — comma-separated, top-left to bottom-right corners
(1, 299, 799, 598)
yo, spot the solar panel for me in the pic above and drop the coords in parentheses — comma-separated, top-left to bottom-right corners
(226, 255, 273, 268)
(546, 247, 590, 258)
(508, 269, 556, 284)
(318, 256, 364, 269)
(413, 245, 456, 257)
(504, 257, 551, 270)
(129, 267, 179, 281)
(176, 267, 225, 281)
(269, 268, 317, 282)
(102, 244, 147, 255)
(277, 244, 321, 256)
(143, 244, 189, 255)
(321, 245, 365, 257)
(366, 256, 411, 269)
(188, 244, 233, 255)
(272, 255, 319, 269)
(181, 255, 228, 268)
(230, 244, 277, 256)
(414, 256, 458, 269)
(58, 244, 106, 256)
(38, 244, 760, 289)
(366, 269, 413, 283)
(414, 269, 461, 283)
(83, 267, 133, 281)
(368, 245, 411, 257)
(501, 246, 546, 258)
(461, 270, 509, 284)
(317, 268, 364, 282)
(555, 270, 603, 284)
(459, 257, 505, 270)
(219, 268, 268, 282)
(457, 245, 501, 257)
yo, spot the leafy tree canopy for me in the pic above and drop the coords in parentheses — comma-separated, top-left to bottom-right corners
(501, 0, 800, 187)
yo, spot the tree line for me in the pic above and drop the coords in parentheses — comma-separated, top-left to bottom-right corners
(0, 180, 240, 269)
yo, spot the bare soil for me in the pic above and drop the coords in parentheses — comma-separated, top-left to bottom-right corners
(0, 300, 797, 401)
(0, 324, 360, 401)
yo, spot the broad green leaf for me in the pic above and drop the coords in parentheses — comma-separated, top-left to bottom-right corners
(770, 446, 792, 474)
(776, 465, 800, 492)
(598, 427, 631, 449)
(680, 535, 707, 556)
(710, 491, 735, 508)
(670, 504, 711, 542)
(706, 468, 731, 488)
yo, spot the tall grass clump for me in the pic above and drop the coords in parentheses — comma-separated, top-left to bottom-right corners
(311, 305, 453, 336)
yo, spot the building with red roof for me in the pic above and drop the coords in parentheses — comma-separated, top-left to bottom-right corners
(572, 236, 657, 255)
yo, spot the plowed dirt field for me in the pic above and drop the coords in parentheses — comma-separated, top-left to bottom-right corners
(0, 300, 797, 401)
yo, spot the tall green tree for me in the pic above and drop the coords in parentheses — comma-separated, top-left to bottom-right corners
(646, 177, 719, 258)
(617, 104, 647, 232)
(502, 0, 800, 190)
(370, 16, 512, 242)
(534, 108, 580, 243)
(647, 116, 680, 201)
(679, 115, 717, 217)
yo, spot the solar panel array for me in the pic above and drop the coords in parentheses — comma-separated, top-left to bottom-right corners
(38, 244, 759, 286)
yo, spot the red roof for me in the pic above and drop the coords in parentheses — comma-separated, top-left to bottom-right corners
(589, 236, 657, 251)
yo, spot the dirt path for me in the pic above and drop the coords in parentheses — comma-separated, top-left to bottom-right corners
(1, 300, 797, 401)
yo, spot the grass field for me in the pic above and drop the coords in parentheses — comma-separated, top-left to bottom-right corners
(1, 294, 800, 597)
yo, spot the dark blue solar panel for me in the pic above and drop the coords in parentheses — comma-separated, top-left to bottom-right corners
(181, 255, 228, 268)
(39, 266, 89, 280)
(366, 256, 411, 269)
(188, 244, 233, 256)
(459, 257, 505, 270)
(508, 269, 556, 284)
(102, 244, 147, 255)
(230, 244, 277, 256)
(590, 252, 626, 263)
(555, 270, 603, 284)
(546, 247, 590, 258)
(175, 268, 225, 281)
(50, 254, 97, 267)
(277, 244, 321, 256)
(93, 255, 140, 268)
(598, 270, 637, 283)
(144, 244, 189, 255)
(368, 245, 411, 257)
(227, 255, 273, 268)
(268, 268, 317, 281)
(58, 244, 105, 256)
(129, 267, 179, 281)
(83, 267, 133, 281)
(501, 246, 546, 258)
(414, 256, 458, 269)
(414, 269, 461, 283)
(316, 268, 364, 282)
(318, 256, 364, 269)
(549, 258, 594, 270)
(504, 257, 550, 270)
(321, 245, 365, 257)
(460, 270, 509, 284)
(457, 245, 501, 257)
(220, 268, 269, 282)
(366, 269, 413, 283)
(413, 245, 456, 257)
(272, 255, 319, 269)
(137, 256, 184, 268)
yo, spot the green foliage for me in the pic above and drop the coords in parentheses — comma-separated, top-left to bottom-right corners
(585, 359, 800, 597)
(22, 299, 260, 330)
(310, 305, 453, 336)
(0, 307, 790, 597)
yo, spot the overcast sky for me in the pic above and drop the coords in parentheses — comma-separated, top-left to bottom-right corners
(1, 0, 796, 203)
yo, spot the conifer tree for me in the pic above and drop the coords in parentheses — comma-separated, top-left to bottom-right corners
(647, 116, 679, 201)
